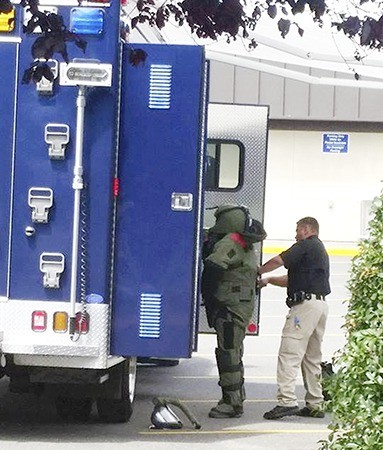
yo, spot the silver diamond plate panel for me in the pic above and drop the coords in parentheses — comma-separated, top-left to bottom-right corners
(0, 300, 111, 369)
(199, 103, 269, 335)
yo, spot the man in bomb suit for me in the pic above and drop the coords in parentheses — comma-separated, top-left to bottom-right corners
(201, 205, 267, 419)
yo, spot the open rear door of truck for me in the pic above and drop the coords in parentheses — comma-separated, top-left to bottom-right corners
(111, 43, 207, 359)
(201, 103, 269, 335)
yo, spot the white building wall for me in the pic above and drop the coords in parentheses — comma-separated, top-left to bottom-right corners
(209, 60, 383, 245)
(265, 129, 383, 243)
(208, 60, 383, 122)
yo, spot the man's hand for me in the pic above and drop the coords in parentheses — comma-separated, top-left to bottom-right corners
(257, 277, 268, 289)
(259, 274, 288, 288)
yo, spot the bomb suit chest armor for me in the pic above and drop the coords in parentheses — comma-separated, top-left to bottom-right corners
(204, 233, 257, 323)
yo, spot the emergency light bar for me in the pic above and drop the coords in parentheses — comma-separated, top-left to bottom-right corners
(70, 8, 105, 35)
(59, 60, 112, 87)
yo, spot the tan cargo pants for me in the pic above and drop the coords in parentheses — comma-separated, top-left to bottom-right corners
(276, 298, 329, 409)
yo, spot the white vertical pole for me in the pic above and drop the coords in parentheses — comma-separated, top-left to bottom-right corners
(69, 85, 86, 338)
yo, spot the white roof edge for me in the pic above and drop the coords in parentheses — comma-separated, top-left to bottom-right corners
(206, 50, 383, 90)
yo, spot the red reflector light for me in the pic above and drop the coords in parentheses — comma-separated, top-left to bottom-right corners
(113, 177, 120, 197)
(247, 322, 258, 334)
(75, 311, 90, 334)
(32, 311, 47, 332)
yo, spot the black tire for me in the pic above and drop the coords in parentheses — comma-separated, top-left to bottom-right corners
(138, 357, 179, 367)
(97, 357, 137, 423)
(156, 359, 179, 367)
(55, 396, 93, 422)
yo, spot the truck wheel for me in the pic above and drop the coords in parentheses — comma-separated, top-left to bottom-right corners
(97, 357, 137, 423)
(55, 396, 93, 422)
(138, 357, 179, 367)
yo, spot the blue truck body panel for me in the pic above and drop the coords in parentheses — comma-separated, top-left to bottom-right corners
(0, 43, 17, 298)
(0, 5, 205, 360)
(7, 4, 121, 301)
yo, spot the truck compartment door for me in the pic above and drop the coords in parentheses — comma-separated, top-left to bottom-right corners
(111, 44, 206, 358)
(201, 103, 269, 335)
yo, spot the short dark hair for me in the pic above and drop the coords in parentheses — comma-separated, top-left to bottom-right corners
(297, 217, 319, 234)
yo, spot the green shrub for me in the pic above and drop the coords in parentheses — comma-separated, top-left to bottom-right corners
(319, 193, 383, 450)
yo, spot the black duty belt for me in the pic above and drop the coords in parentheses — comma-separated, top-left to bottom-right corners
(305, 293, 326, 300)
(286, 291, 326, 308)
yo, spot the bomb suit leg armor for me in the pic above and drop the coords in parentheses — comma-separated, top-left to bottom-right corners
(209, 309, 246, 418)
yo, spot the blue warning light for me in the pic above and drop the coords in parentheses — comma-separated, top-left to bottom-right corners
(70, 8, 104, 35)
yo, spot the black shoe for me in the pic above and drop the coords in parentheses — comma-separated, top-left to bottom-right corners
(209, 402, 243, 419)
(263, 405, 299, 420)
(296, 406, 325, 418)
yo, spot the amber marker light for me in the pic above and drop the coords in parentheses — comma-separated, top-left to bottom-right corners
(53, 312, 68, 333)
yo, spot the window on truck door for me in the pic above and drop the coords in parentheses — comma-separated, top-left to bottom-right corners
(205, 140, 244, 191)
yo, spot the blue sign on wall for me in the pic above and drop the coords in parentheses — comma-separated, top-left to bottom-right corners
(323, 133, 349, 153)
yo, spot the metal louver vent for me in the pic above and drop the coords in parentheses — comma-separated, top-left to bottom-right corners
(139, 293, 162, 338)
(149, 64, 172, 109)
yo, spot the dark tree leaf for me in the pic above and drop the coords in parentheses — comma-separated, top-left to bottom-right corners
(32, 64, 45, 83)
(73, 36, 87, 53)
(42, 63, 55, 81)
(342, 16, 361, 36)
(252, 6, 261, 20)
(249, 38, 258, 49)
(297, 26, 304, 36)
(307, 0, 325, 20)
(129, 48, 148, 66)
(53, 38, 69, 62)
(22, 66, 35, 84)
(0, 0, 13, 14)
(131, 16, 139, 29)
(137, 0, 145, 11)
(139, 14, 151, 23)
(292, 0, 306, 15)
(47, 13, 65, 32)
(267, 5, 277, 19)
(23, 16, 41, 34)
(156, 6, 166, 29)
(22, 0, 39, 15)
(120, 22, 129, 41)
(214, 0, 244, 37)
(360, 19, 373, 46)
(31, 36, 54, 60)
(376, 16, 383, 44)
(278, 18, 291, 38)
(354, 72, 360, 80)
(354, 51, 362, 62)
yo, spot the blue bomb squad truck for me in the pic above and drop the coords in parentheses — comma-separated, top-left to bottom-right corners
(0, 0, 268, 422)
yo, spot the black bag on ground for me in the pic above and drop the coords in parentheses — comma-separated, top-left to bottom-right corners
(321, 361, 334, 401)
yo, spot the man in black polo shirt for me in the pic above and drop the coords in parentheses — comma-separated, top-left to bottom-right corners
(258, 217, 330, 420)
